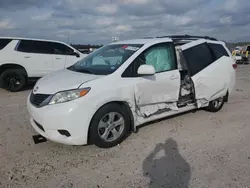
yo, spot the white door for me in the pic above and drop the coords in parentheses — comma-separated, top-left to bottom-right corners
(52, 53, 66, 71)
(181, 39, 232, 107)
(65, 54, 81, 67)
(65, 52, 82, 67)
(51, 42, 80, 70)
(17, 40, 53, 77)
(132, 42, 181, 117)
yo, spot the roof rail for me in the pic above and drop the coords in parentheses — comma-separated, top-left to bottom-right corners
(156, 35, 218, 41)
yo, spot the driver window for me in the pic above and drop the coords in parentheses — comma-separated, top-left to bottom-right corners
(144, 43, 177, 73)
(122, 43, 177, 77)
(52, 42, 75, 55)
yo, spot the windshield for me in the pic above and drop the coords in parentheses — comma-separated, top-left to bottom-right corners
(68, 44, 143, 75)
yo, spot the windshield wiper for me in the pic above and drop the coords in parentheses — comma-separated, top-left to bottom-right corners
(77, 69, 94, 74)
(67, 66, 76, 71)
(68, 66, 94, 74)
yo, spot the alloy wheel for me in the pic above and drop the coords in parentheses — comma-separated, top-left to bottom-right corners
(97, 112, 125, 142)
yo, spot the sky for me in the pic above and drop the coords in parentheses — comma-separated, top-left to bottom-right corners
(0, 0, 249, 44)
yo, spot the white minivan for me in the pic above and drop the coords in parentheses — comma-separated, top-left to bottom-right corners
(27, 35, 237, 148)
(0, 37, 86, 91)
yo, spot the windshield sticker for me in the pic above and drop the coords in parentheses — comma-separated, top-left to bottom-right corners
(122, 45, 128, 49)
(122, 45, 140, 51)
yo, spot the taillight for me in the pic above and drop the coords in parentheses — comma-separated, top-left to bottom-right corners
(232, 63, 237, 69)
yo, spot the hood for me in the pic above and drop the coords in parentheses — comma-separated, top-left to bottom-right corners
(34, 69, 103, 94)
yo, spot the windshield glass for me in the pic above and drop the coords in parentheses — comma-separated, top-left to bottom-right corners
(68, 44, 143, 75)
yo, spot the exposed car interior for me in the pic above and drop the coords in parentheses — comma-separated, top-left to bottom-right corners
(175, 47, 195, 108)
(166, 35, 229, 109)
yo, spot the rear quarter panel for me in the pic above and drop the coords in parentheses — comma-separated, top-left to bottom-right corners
(191, 56, 235, 106)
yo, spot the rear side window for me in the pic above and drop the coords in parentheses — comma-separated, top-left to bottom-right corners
(0, 39, 12, 50)
(17, 40, 53, 54)
(208, 43, 229, 59)
(183, 43, 214, 76)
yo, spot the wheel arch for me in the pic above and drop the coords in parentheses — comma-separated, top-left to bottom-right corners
(0, 63, 28, 76)
(224, 90, 229, 103)
(87, 100, 135, 144)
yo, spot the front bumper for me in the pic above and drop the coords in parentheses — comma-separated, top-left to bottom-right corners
(27, 93, 93, 145)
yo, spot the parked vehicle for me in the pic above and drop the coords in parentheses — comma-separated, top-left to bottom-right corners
(241, 45, 250, 63)
(0, 37, 86, 92)
(27, 35, 236, 148)
(234, 53, 242, 64)
(233, 46, 242, 54)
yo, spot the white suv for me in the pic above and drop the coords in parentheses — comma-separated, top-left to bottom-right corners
(0, 37, 86, 92)
(27, 35, 236, 148)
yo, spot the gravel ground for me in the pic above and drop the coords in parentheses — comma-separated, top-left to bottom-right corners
(1, 65, 250, 188)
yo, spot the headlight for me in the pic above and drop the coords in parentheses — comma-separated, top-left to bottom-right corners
(49, 88, 91, 105)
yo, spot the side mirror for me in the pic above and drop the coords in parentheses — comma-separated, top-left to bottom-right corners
(137, 64, 155, 75)
(75, 52, 80, 58)
(72, 51, 80, 57)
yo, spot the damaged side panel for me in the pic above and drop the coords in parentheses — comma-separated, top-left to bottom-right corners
(192, 56, 230, 107)
(181, 40, 231, 107)
(138, 102, 178, 117)
(133, 70, 180, 117)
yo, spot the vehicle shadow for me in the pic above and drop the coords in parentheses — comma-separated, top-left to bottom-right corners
(143, 138, 191, 188)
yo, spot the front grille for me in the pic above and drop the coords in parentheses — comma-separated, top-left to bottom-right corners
(30, 93, 51, 107)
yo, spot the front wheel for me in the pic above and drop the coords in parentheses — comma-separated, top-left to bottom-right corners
(89, 104, 130, 148)
(0, 69, 26, 92)
(205, 97, 224, 112)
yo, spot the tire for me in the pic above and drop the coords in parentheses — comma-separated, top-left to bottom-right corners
(205, 97, 224, 112)
(89, 103, 130, 148)
(0, 69, 27, 92)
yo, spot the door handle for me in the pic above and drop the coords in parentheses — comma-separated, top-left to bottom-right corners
(24, 56, 31, 58)
(170, 75, 179, 80)
(54, 57, 62, 60)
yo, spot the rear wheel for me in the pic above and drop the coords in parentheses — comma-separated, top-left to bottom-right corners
(205, 97, 224, 112)
(0, 69, 26, 92)
(89, 103, 130, 148)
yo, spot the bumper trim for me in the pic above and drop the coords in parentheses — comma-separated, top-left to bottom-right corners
(30, 118, 88, 145)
